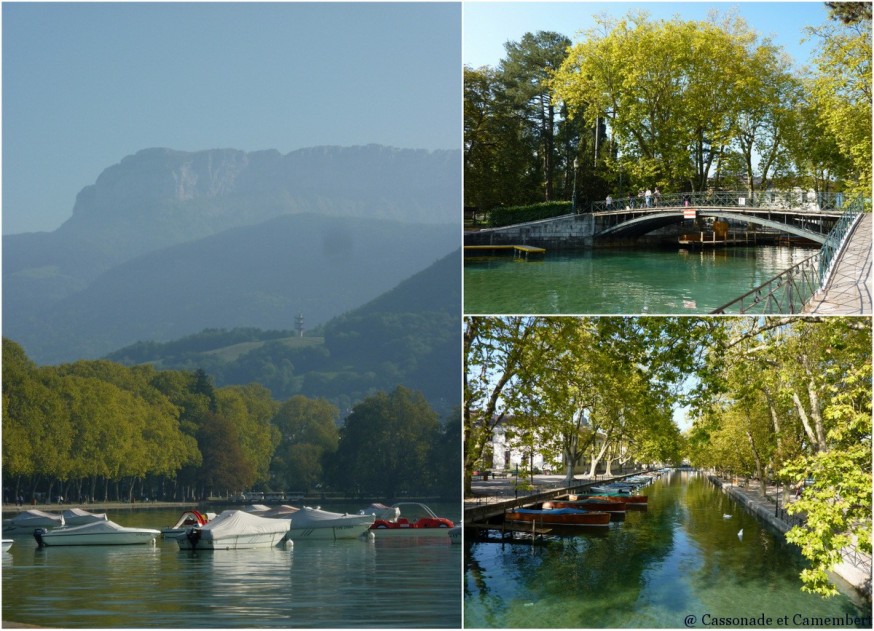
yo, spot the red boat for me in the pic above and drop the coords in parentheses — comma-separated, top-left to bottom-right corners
(363, 502, 455, 537)
(504, 507, 611, 527)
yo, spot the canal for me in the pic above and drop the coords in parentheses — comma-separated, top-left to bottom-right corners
(464, 471, 871, 628)
(2, 502, 461, 628)
(463, 245, 817, 314)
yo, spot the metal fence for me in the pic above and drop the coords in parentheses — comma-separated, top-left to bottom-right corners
(591, 190, 848, 213)
(711, 195, 867, 314)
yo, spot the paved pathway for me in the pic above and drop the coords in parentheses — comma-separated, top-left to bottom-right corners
(804, 212, 872, 315)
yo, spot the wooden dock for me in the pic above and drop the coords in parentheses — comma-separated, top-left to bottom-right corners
(464, 244, 546, 260)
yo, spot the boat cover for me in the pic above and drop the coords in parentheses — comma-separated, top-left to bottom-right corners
(200, 510, 291, 537)
(290, 507, 374, 528)
(44, 519, 157, 537)
(62, 508, 108, 525)
(3, 509, 65, 529)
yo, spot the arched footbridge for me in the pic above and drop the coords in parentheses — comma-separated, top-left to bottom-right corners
(591, 191, 847, 243)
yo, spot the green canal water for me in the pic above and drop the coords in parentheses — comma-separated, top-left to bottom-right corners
(464, 472, 871, 628)
(3, 502, 461, 628)
(464, 245, 818, 314)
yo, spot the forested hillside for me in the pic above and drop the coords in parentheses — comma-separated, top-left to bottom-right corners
(106, 250, 462, 415)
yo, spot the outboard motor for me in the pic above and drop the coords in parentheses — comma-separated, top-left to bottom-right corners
(33, 528, 47, 547)
(185, 527, 202, 550)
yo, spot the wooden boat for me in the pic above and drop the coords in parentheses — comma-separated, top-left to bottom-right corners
(572, 493, 648, 506)
(544, 499, 626, 513)
(504, 507, 611, 527)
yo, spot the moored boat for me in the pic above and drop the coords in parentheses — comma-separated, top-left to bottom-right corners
(545, 499, 627, 513)
(448, 525, 461, 544)
(33, 520, 160, 546)
(162, 510, 215, 539)
(2, 539, 13, 552)
(573, 493, 648, 506)
(177, 510, 291, 550)
(3, 509, 64, 533)
(362, 502, 454, 537)
(504, 507, 611, 527)
(62, 508, 108, 526)
(286, 507, 374, 540)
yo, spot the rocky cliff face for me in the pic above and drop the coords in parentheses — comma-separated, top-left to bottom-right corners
(3, 144, 461, 363)
(61, 145, 458, 232)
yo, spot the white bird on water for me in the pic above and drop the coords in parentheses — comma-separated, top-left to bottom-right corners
(738, 529, 744, 540)
(723, 514, 732, 519)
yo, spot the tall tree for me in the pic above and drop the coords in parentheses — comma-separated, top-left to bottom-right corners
(499, 31, 572, 201)
(334, 386, 440, 499)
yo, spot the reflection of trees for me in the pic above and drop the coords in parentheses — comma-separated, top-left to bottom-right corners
(466, 475, 681, 626)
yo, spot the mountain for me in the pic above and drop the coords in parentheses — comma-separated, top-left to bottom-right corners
(3, 145, 460, 364)
(106, 250, 462, 414)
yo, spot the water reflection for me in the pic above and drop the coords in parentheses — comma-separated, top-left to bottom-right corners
(464, 245, 817, 314)
(464, 472, 870, 628)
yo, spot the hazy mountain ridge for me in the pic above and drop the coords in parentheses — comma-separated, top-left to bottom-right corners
(3, 145, 461, 364)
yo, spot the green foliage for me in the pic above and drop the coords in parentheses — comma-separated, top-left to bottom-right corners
(486, 201, 574, 227)
(332, 386, 442, 499)
(271, 395, 339, 492)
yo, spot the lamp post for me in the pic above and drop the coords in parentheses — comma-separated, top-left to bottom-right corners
(572, 157, 579, 214)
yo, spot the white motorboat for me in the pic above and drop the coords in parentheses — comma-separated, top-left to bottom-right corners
(62, 508, 108, 526)
(161, 510, 215, 539)
(2, 539, 13, 552)
(285, 507, 374, 540)
(448, 525, 461, 544)
(3, 509, 65, 533)
(33, 520, 160, 546)
(177, 510, 291, 550)
(362, 502, 455, 538)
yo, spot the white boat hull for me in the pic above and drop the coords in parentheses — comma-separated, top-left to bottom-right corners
(287, 522, 371, 540)
(369, 525, 453, 538)
(35, 522, 159, 546)
(175, 510, 291, 550)
(177, 530, 289, 550)
(2, 539, 13, 552)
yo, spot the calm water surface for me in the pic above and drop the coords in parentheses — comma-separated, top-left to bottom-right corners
(2, 502, 461, 628)
(464, 473, 871, 628)
(464, 245, 817, 314)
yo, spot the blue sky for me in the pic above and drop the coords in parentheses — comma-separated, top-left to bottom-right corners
(464, 1, 831, 71)
(2, 2, 461, 235)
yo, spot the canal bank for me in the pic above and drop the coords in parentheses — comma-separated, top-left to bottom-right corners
(707, 475, 872, 600)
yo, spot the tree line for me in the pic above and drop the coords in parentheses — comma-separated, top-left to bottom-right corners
(464, 5, 871, 213)
(465, 316, 870, 597)
(2, 338, 459, 505)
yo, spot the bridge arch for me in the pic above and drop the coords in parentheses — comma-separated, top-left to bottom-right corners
(595, 207, 829, 244)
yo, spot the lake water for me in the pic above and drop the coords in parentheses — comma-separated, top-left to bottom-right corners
(2, 502, 461, 628)
(464, 472, 871, 628)
(464, 245, 817, 314)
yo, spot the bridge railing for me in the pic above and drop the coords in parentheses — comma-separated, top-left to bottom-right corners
(591, 190, 847, 213)
(817, 196, 866, 287)
(711, 195, 867, 314)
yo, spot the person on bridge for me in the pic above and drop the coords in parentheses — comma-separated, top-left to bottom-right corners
(606, 194, 613, 209)
(654, 188, 661, 206)
(645, 189, 652, 207)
